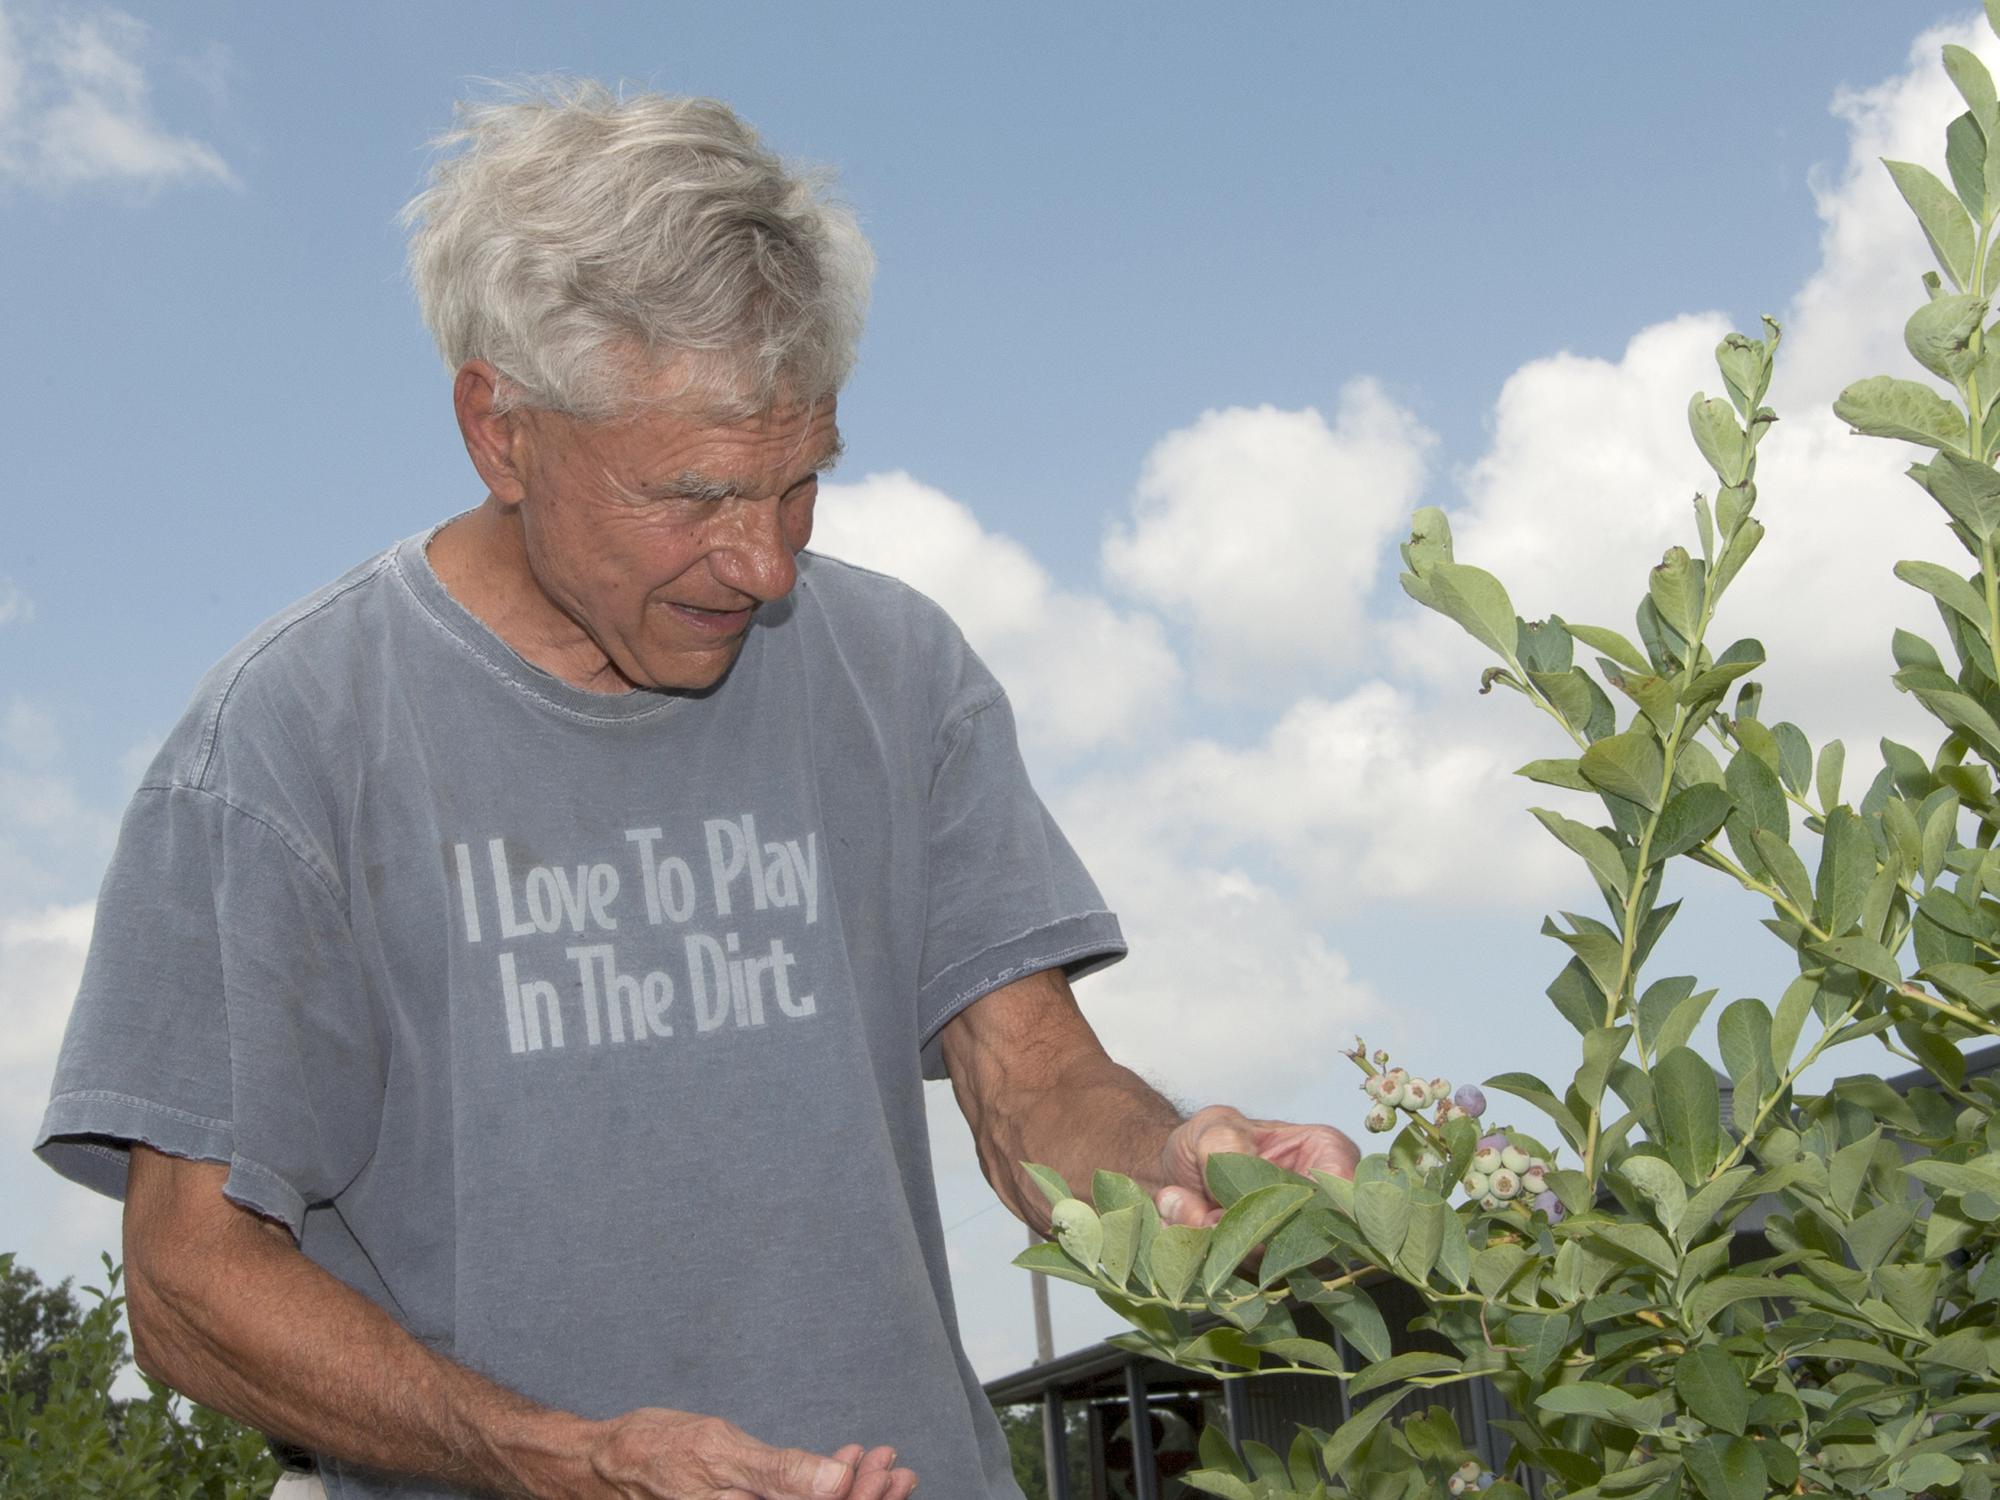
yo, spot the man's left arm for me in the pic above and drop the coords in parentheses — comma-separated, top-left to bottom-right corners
(937, 967, 1359, 1232)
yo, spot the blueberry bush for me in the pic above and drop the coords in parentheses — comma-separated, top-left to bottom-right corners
(1019, 14, 2000, 1498)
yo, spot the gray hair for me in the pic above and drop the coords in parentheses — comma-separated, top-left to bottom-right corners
(401, 81, 874, 420)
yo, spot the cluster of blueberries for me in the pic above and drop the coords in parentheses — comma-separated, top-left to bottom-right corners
(1359, 1062, 1566, 1222)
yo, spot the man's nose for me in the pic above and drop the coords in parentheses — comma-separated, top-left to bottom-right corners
(710, 498, 799, 602)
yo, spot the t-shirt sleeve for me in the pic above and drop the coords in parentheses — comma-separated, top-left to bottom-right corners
(915, 671, 1125, 1080)
(34, 784, 384, 1236)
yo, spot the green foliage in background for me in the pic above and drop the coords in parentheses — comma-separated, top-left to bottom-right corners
(996, 1402, 1092, 1500)
(1018, 13, 2000, 1499)
(0, 1254, 280, 1500)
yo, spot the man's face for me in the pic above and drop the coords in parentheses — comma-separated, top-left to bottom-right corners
(510, 389, 840, 692)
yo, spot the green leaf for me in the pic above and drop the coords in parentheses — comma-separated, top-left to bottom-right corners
(1399, 506, 1453, 574)
(1688, 395, 1750, 486)
(1770, 973, 1816, 1074)
(1535, 1381, 1650, 1426)
(1896, 559, 1991, 636)
(1811, 934, 1904, 987)
(1255, 1207, 1339, 1288)
(1205, 1152, 1314, 1208)
(1948, 110, 1989, 220)
(1655, 1047, 1723, 1184)
(1648, 544, 1708, 641)
(1311, 1285, 1390, 1364)
(1835, 375, 1968, 450)
(1421, 560, 1520, 660)
(1921, 790, 1961, 884)
(1575, 1024, 1631, 1113)
(1652, 784, 1732, 863)
(1202, 1184, 1313, 1295)
(1620, 1154, 1688, 1236)
(1751, 829, 1815, 915)
(1345, 1350, 1459, 1399)
(1905, 291, 1988, 382)
(1711, 514, 1763, 596)
(1723, 749, 1787, 878)
(1013, 1239, 1112, 1291)
(1181, 1471, 1256, 1500)
(1815, 807, 1878, 937)
(1097, 1205, 1140, 1289)
(1318, 1389, 1406, 1480)
(1909, 450, 2000, 537)
(1947, 43, 2000, 131)
(1716, 997, 1772, 1130)
(1771, 721, 1812, 795)
(1674, 1346, 1750, 1435)
(1532, 808, 1631, 899)
(1517, 757, 1594, 793)
(1024, 1163, 1073, 1207)
(1586, 1220, 1680, 1276)
(1816, 738, 1846, 812)
(1567, 622, 1651, 673)
(1351, 1180, 1409, 1266)
(1582, 730, 1665, 811)
(1886, 158, 1978, 288)
(1684, 1432, 1767, 1500)
(1148, 1223, 1209, 1303)
(1486, 1071, 1586, 1149)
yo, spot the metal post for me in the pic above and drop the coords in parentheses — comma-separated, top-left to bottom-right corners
(1222, 1375, 1251, 1447)
(1031, 1222, 1054, 1364)
(1042, 1390, 1070, 1500)
(1122, 1361, 1159, 1500)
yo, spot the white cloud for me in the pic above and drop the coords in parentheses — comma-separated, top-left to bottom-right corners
(1071, 681, 1577, 920)
(811, 471, 1182, 756)
(0, 2, 234, 190)
(1389, 32, 1980, 769)
(0, 900, 89, 1079)
(3, 697, 60, 764)
(1103, 380, 1434, 689)
(0, 578, 32, 626)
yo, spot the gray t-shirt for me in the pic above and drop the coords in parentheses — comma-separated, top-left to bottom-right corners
(36, 528, 1124, 1500)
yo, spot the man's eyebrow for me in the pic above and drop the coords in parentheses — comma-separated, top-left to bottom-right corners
(651, 434, 844, 501)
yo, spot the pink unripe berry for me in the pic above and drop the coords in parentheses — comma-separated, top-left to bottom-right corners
(1477, 1132, 1508, 1152)
(1500, 1145, 1532, 1174)
(1489, 1169, 1521, 1200)
(1364, 1104, 1395, 1133)
(1472, 1146, 1502, 1174)
(1454, 1085, 1487, 1117)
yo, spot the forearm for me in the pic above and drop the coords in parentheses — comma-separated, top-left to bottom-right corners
(961, 1045, 1183, 1234)
(939, 969, 1187, 1232)
(124, 1153, 592, 1498)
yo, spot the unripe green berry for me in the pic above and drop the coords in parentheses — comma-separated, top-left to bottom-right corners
(1478, 1193, 1501, 1212)
(1448, 1478, 1467, 1497)
(1500, 1145, 1532, 1174)
(1520, 1167, 1548, 1196)
(1462, 1170, 1490, 1198)
(1471, 1146, 1502, 1174)
(1401, 1079, 1430, 1109)
(1364, 1104, 1395, 1133)
(1489, 1169, 1521, 1200)
(1430, 1077, 1450, 1098)
(1456, 1462, 1483, 1483)
(1416, 1149, 1443, 1174)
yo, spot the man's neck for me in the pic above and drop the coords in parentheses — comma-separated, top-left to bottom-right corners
(425, 501, 636, 695)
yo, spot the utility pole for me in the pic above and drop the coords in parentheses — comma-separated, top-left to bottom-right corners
(1031, 1222, 1054, 1364)
(1031, 1223, 1065, 1498)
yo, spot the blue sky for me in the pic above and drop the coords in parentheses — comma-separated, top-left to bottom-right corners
(1, 2, 1984, 1389)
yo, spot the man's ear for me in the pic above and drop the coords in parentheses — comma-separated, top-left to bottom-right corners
(453, 361, 531, 506)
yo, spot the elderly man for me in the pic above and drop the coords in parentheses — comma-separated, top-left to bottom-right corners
(36, 85, 1355, 1500)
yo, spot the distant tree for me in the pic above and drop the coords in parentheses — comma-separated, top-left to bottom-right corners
(996, 1401, 1090, 1500)
(0, 1252, 279, 1499)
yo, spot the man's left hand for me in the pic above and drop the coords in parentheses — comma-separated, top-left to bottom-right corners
(1154, 1105, 1359, 1227)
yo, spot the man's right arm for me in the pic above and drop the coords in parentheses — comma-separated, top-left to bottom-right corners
(122, 1146, 916, 1500)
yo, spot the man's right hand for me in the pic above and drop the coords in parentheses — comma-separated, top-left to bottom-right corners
(589, 1419, 916, 1499)
(123, 1146, 916, 1499)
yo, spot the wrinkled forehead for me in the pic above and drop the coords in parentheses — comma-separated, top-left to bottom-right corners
(547, 388, 843, 498)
